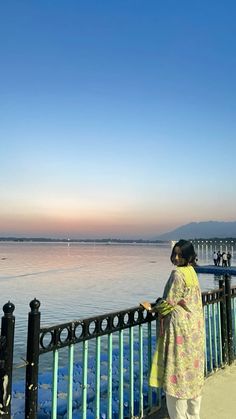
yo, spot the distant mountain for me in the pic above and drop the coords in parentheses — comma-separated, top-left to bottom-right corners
(157, 221, 236, 241)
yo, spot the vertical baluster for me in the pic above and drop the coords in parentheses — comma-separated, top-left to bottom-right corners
(82, 341, 88, 419)
(217, 302, 223, 366)
(95, 336, 101, 419)
(139, 324, 143, 417)
(207, 304, 213, 372)
(225, 276, 234, 364)
(233, 298, 236, 355)
(219, 278, 228, 365)
(147, 322, 152, 408)
(156, 320, 161, 410)
(212, 303, 218, 368)
(129, 327, 134, 418)
(203, 306, 208, 375)
(107, 333, 112, 419)
(67, 344, 74, 419)
(119, 330, 124, 419)
(52, 349, 58, 419)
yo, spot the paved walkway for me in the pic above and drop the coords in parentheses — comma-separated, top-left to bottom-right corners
(147, 362, 236, 419)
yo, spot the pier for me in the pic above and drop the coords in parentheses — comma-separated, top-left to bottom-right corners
(191, 239, 236, 248)
(195, 265, 236, 275)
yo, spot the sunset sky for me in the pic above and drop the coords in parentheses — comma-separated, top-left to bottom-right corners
(1, 1, 236, 239)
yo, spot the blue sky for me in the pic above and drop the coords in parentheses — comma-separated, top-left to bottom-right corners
(0, 1, 236, 239)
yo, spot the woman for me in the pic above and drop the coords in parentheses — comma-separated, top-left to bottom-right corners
(141, 240, 204, 419)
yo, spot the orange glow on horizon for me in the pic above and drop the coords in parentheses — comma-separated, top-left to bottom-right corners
(0, 210, 177, 238)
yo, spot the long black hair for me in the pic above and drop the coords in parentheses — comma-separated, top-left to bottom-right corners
(170, 239, 197, 266)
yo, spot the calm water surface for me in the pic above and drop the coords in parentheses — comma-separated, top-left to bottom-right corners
(0, 241, 235, 375)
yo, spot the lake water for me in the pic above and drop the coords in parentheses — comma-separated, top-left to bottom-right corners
(0, 241, 235, 377)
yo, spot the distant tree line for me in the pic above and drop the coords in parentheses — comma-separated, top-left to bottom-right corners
(0, 237, 167, 244)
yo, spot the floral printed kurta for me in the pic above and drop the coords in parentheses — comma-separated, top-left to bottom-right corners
(149, 265, 204, 399)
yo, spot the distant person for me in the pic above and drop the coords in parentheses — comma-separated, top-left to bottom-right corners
(217, 251, 222, 266)
(227, 251, 232, 267)
(222, 252, 227, 267)
(140, 240, 204, 419)
(213, 251, 218, 266)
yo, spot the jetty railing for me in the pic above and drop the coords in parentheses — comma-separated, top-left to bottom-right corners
(1, 273, 236, 418)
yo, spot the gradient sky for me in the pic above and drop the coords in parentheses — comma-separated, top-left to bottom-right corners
(0, 1, 236, 239)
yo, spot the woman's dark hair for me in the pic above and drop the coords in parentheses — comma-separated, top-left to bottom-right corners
(170, 239, 197, 266)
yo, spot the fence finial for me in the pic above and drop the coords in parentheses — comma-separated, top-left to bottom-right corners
(3, 302, 15, 316)
(29, 299, 40, 313)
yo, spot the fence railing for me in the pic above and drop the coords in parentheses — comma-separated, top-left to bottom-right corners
(0, 274, 236, 418)
(27, 302, 161, 419)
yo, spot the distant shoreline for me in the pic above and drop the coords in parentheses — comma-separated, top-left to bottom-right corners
(0, 237, 168, 244)
(0, 237, 236, 244)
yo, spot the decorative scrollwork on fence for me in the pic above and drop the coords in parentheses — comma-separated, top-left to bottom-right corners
(39, 306, 157, 353)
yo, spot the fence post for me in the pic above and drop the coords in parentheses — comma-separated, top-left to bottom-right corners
(224, 274, 234, 364)
(219, 278, 229, 365)
(0, 301, 15, 418)
(25, 299, 41, 419)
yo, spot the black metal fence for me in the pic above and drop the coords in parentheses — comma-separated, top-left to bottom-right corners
(0, 274, 236, 418)
(0, 301, 15, 417)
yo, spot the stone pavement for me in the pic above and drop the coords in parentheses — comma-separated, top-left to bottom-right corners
(146, 362, 236, 419)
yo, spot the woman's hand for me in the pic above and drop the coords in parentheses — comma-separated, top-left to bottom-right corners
(140, 301, 152, 311)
